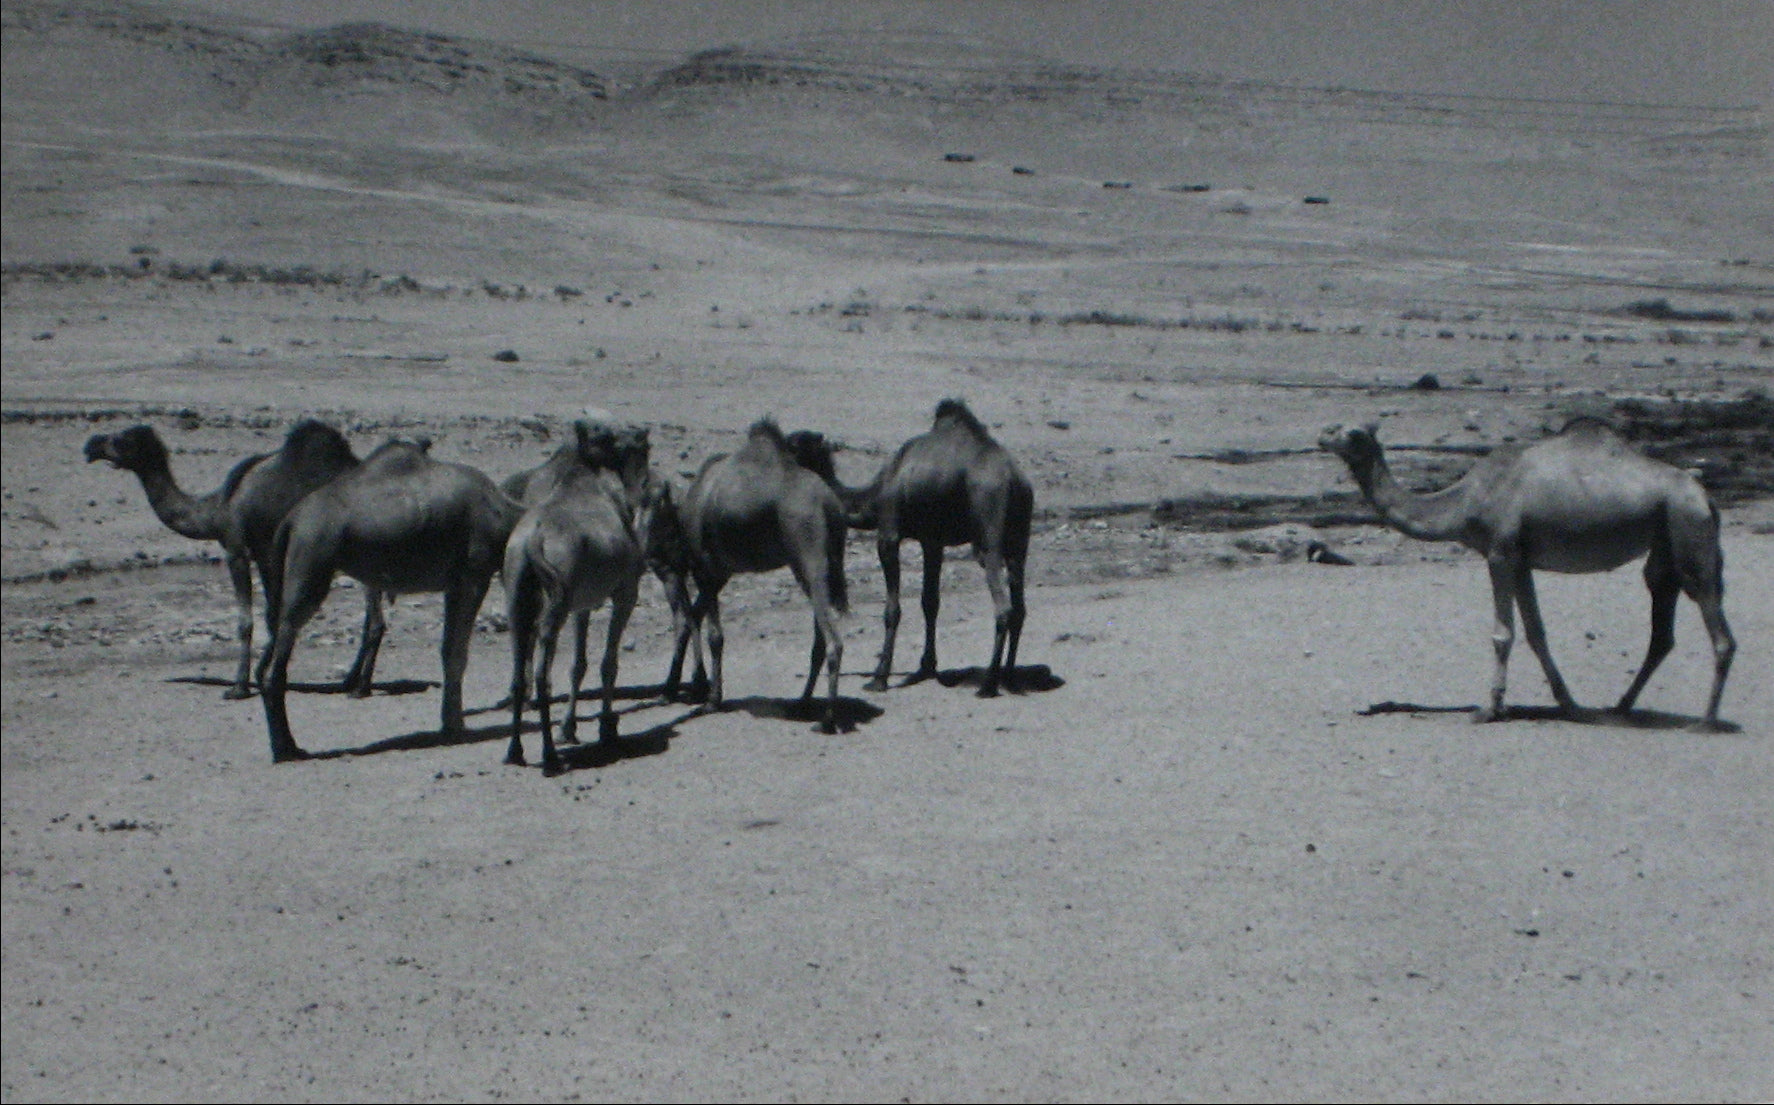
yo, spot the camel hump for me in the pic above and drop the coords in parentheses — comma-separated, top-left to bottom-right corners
(281, 419, 358, 470)
(1556, 415, 1626, 439)
(745, 416, 788, 446)
(360, 438, 434, 473)
(737, 417, 800, 466)
(933, 397, 989, 436)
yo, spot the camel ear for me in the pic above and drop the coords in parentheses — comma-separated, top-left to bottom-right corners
(1361, 420, 1381, 439)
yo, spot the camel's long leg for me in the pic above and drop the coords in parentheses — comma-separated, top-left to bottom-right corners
(696, 580, 727, 710)
(802, 616, 826, 703)
(1512, 564, 1577, 715)
(1692, 589, 1736, 729)
(1476, 554, 1518, 723)
(439, 575, 493, 737)
(1640, 536, 1736, 728)
(659, 568, 701, 700)
(533, 600, 569, 774)
(225, 550, 256, 699)
(867, 534, 903, 691)
(976, 542, 1011, 698)
(915, 539, 944, 681)
(600, 582, 638, 742)
(1616, 550, 1680, 716)
(561, 609, 592, 745)
(806, 581, 845, 733)
(260, 567, 333, 762)
(1003, 547, 1027, 682)
(342, 588, 387, 698)
(505, 571, 541, 767)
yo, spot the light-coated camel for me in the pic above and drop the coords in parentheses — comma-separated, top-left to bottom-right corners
(674, 418, 849, 732)
(1319, 418, 1734, 729)
(260, 439, 521, 762)
(837, 399, 1033, 696)
(505, 421, 701, 701)
(84, 420, 390, 698)
(502, 421, 653, 773)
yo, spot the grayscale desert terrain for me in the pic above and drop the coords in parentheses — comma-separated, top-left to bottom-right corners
(2, 2, 1770, 1100)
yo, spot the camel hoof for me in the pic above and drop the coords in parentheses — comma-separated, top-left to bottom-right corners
(273, 746, 311, 763)
(542, 758, 564, 777)
(1470, 706, 1504, 724)
(223, 685, 253, 701)
(346, 685, 373, 700)
(976, 683, 1000, 699)
(863, 677, 890, 693)
(504, 751, 526, 767)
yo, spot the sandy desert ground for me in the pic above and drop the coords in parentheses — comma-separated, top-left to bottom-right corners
(3, 2, 1772, 1101)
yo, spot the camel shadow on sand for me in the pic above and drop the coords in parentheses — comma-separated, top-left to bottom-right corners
(708, 694, 884, 733)
(900, 663, 1065, 695)
(312, 700, 686, 766)
(1357, 700, 1743, 734)
(169, 674, 437, 697)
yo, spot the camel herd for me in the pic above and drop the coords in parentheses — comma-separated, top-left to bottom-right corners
(83, 400, 1735, 771)
(84, 398, 1034, 770)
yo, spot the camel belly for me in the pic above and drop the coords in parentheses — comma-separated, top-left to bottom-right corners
(1523, 525, 1651, 574)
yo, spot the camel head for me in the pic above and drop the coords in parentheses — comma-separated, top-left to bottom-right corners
(783, 429, 838, 483)
(639, 477, 688, 575)
(574, 419, 650, 499)
(1317, 421, 1384, 473)
(83, 424, 167, 472)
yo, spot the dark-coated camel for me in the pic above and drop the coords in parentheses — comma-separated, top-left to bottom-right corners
(1320, 418, 1734, 729)
(260, 440, 521, 762)
(503, 421, 653, 773)
(838, 398, 1032, 696)
(673, 418, 849, 731)
(84, 421, 390, 698)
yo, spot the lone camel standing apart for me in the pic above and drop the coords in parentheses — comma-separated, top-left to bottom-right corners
(259, 439, 520, 762)
(839, 398, 1032, 697)
(674, 417, 849, 732)
(84, 420, 390, 699)
(1319, 418, 1734, 729)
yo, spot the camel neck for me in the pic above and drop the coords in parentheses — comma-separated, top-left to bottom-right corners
(132, 461, 224, 541)
(1354, 451, 1474, 544)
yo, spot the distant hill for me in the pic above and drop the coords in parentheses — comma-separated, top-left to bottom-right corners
(2, 0, 608, 135)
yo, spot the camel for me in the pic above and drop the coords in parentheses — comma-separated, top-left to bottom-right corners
(673, 417, 849, 731)
(84, 420, 390, 699)
(837, 398, 1033, 697)
(259, 439, 521, 762)
(504, 420, 702, 701)
(503, 422, 657, 774)
(1319, 418, 1734, 729)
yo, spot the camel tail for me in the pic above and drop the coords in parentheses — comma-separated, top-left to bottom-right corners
(263, 518, 292, 636)
(506, 551, 544, 640)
